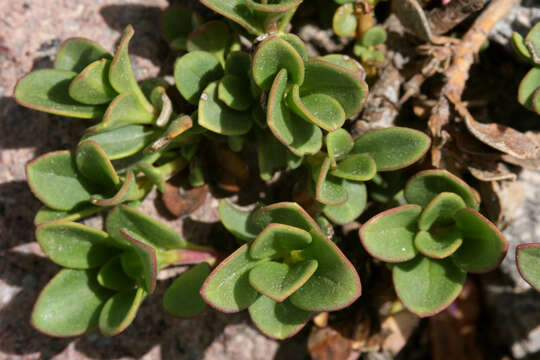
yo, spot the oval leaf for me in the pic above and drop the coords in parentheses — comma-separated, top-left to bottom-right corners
(161, 6, 202, 50)
(218, 74, 254, 111)
(518, 67, 540, 112)
(69, 59, 117, 105)
(200, 0, 264, 35)
(218, 200, 259, 242)
(333, 3, 357, 37)
(98, 256, 137, 291)
(99, 287, 145, 336)
(516, 243, 540, 291)
(163, 262, 211, 317)
(100, 92, 155, 130)
(326, 129, 353, 167)
(119, 229, 158, 293)
(331, 153, 377, 181)
(250, 223, 312, 260)
(418, 192, 466, 231)
(55, 38, 111, 72)
(322, 179, 367, 225)
(83, 125, 158, 160)
(414, 227, 463, 259)
(187, 21, 231, 65)
(314, 157, 348, 206)
(76, 140, 119, 189)
(251, 202, 321, 234)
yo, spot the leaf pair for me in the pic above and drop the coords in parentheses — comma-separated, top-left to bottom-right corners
(207, 201, 361, 339)
(359, 170, 508, 317)
(513, 23, 540, 115)
(313, 127, 431, 224)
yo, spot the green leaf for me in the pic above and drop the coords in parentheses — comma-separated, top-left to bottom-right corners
(351, 127, 430, 171)
(76, 140, 119, 189)
(359, 205, 421, 262)
(418, 192, 466, 231)
(252, 37, 305, 91)
(287, 84, 346, 132)
(98, 256, 137, 291)
(225, 51, 252, 78)
(452, 208, 508, 273)
(321, 54, 365, 74)
(248, 296, 310, 340)
(250, 223, 312, 260)
(161, 6, 202, 50)
(326, 129, 353, 167)
(119, 229, 158, 293)
(200, 244, 261, 312)
(55, 38, 112, 72)
(34, 204, 101, 225)
(15, 69, 106, 118)
(333, 4, 357, 37)
(31, 269, 112, 336)
(218, 200, 259, 242)
(200, 0, 264, 35)
(525, 22, 540, 62)
(69, 59, 117, 105)
(106, 205, 185, 249)
(267, 69, 323, 156)
(26, 150, 94, 211)
(109, 26, 153, 113)
(99, 92, 156, 129)
(82, 125, 157, 160)
(331, 154, 377, 181)
(300, 59, 368, 118)
(99, 287, 145, 336)
(256, 127, 290, 181)
(414, 227, 463, 259)
(135, 162, 165, 193)
(518, 67, 540, 112)
(90, 170, 139, 207)
(289, 230, 361, 311)
(516, 243, 540, 291)
(187, 21, 231, 65)
(199, 81, 253, 135)
(163, 262, 211, 317)
(249, 260, 318, 302)
(322, 179, 367, 225)
(404, 170, 479, 210)
(314, 157, 348, 206)
(36, 221, 118, 269)
(278, 33, 309, 61)
(218, 74, 254, 111)
(361, 26, 387, 47)
(251, 202, 321, 234)
(393, 256, 466, 317)
(512, 32, 533, 63)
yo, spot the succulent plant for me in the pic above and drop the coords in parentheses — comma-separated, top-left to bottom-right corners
(31, 205, 215, 337)
(309, 127, 431, 224)
(512, 22, 540, 115)
(516, 243, 540, 291)
(359, 170, 508, 316)
(206, 201, 361, 339)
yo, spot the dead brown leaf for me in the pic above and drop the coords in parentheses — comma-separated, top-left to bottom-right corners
(161, 181, 209, 218)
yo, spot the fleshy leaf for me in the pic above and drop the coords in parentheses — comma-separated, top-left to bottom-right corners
(249, 260, 318, 302)
(333, 3, 357, 37)
(326, 129, 353, 167)
(267, 69, 323, 156)
(200, 0, 264, 35)
(31, 269, 112, 336)
(98, 256, 137, 291)
(414, 227, 463, 259)
(287, 84, 346, 131)
(26, 151, 94, 211)
(361, 26, 387, 47)
(393, 257, 466, 317)
(36, 221, 118, 269)
(100, 92, 155, 130)
(322, 179, 367, 225)
(55, 38, 111, 72)
(119, 229, 158, 293)
(418, 192, 466, 231)
(136, 163, 166, 193)
(163, 262, 211, 317)
(15, 69, 106, 118)
(512, 32, 533, 63)
(218, 74, 254, 111)
(516, 243, 540, 291)
(225, 51, 252, 78)
(99, 287, 145, 336)
(518, 67, 540, 112)
(82, 125, 157, 160)
(34, 204, 101, 225)
(218, 200, 259, 242)
(106, 205, 185, 249)
(351, 127, 431, 171)
(69, 59, 117, 105)
(256, 127, 290, 181)
(248, 296, 310, 340)
(404, 170, 479, 210)
(187, 21, 231, 65)
(314, 157, 348, 206)
(200, 244, 261, 312)
(250, 223, 312, 260)
(90, 170, 139, 207)
(199, 81, 253, 135)
(279, 33, 309, 61)
(452, 208, 508, 273)
(359, 205, 421, 262)
(288, 230, 361, 311)
(525, 22, 540, 62)
(76, 140, 119, 189)
(300, 59, 368, 118)
(161, 6, 202, 50)
(252, 37, 305, 90)
(109, 26, 153, 112)
(331, 154, 377, 181)
(321, 54, 365, 74)
(251, 202, 321, 234)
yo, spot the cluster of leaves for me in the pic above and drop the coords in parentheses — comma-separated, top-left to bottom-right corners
(359, 170, 508, 316)
(513, 22, 540, 115)
(333, 0, 388, 69)
(32, 205, 214, 337)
